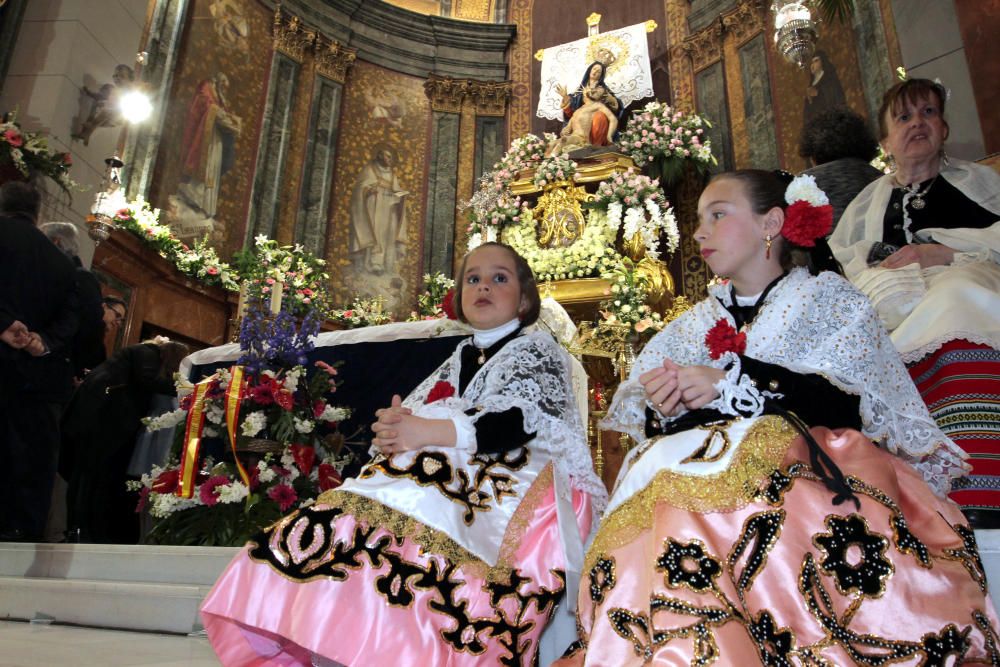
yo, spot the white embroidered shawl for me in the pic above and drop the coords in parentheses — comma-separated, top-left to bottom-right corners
(603, 268, 969, 495)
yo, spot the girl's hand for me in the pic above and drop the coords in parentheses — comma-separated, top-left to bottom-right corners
(640, 359, 683, 416)
(676, 365, 726, 410)
(880, 243, 955, 269)
(371, 394, 455, 455)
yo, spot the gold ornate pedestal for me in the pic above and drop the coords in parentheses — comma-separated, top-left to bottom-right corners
(510, 151, 636, 196)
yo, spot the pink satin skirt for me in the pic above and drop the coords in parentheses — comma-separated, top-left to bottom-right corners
(201, 481, 592, 666)
(556, 427, 1000, 666)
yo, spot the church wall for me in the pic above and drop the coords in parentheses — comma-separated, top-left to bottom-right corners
(890, 0, 985, 161)
(954, 0, 1000, 156)
(0, 0, 149, 265)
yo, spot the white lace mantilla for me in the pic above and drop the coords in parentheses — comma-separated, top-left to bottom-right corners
(603, 267, 969, 495)
(405, 330, 607, 510)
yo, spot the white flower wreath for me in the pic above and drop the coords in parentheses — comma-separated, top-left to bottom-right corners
(503, 208, 622, 282)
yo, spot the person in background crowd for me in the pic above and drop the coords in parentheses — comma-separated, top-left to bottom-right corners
(799, 105, 883, 228)
(61, 338, 189, 544)
(830, 78, 1000, 527)
(102, 295, 127, 337)
(0, 181, 79, 542)
(39, 222, 106, 381)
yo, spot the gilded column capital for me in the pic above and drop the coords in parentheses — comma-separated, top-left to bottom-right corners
(424, 75, 469, 114)
(681, 19, 724, 73)
(721, 0, 767, 46)
(273, 4, 316, 62)
(467, 80, 511, 117)
(314, 37, 357, 84)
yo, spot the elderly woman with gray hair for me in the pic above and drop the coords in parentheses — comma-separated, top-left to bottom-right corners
(830, 78, 1000, 526)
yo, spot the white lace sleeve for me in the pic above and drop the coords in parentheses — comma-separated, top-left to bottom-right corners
(404, 332, 608, 510)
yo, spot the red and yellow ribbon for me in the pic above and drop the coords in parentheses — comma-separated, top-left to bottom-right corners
(176, 377, 212, 498)
(225, 365, 251, 487)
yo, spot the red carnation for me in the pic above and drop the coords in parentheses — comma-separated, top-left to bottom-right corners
(198, 475, 231, 506)
(274, 389, 294, 411)
(317, 463, 342, 491)
(151, 468, 180, 493)
(705, 318, 746, 360)
(3, 129, 23, 147)
(62, 153, 73, 166)
(441, 288, 457, 320)
(290, 443, 316, 475)
(425, 380, 456, 404)
(782, 201, 833, 248)
(268, 484, 298, 512)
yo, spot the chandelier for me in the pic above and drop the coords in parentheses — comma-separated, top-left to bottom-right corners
(86, 155, 127, 244)
(772, 1, 818, 68)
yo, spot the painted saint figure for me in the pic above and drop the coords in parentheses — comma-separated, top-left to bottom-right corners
(177, 73, 242, 224)
(349, 144, 409, 275)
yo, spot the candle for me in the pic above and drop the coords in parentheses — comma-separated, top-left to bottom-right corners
(237, 282, 248, 319)
(270, 281, 283, 315)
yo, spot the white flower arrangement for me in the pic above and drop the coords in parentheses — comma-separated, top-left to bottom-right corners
(503, 208, 621, 282)
(594, 169, 680, 260)
(784, 174, 830, 207)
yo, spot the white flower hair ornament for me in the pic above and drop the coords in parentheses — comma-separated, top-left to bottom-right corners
(781, 174, 833, 248)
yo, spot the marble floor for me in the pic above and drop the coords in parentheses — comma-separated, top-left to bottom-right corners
(0, 620, 219, 666)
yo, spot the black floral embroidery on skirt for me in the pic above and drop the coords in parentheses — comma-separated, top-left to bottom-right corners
(656, 538, 722, 592)
(589, 557, 616, 604)
(748, 611, 795, 667)
(919, 624, 972, 666)
(813, 514, 892, 597)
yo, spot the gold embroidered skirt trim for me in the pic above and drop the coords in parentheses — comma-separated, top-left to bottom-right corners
(585, 415, 797, 572)
(316, 463, 555, 582)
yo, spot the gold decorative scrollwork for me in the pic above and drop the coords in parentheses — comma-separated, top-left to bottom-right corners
(721, 0, 767, 46)
(467, 80, 512, 117)
(424, 74, 469, 114)
(534, 183, 591, 248)
(273, 5, 316, 62)
(314, 36, 357, 84)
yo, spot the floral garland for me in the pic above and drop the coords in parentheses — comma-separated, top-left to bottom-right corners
(0, 111, 77, 192)
(503, 207, 621, 282)
(532, 154, 577, 189)
(466, 189, 527, 243)
(782, 174, 833, 247)
(111, 198, 239, 291)
(329, 297, 394, 329)
(409, 272, 456, 321)
(599, 260, 664, 337)
(619, 101, 715, 183)
(497, 133, 548, 178)
(592, 169, 679, 260)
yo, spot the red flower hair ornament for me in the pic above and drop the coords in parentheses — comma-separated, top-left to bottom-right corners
(781, 174, 833, 248)
(705, 318, 747, 360)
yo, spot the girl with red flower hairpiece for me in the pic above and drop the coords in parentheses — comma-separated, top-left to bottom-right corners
(202, 243, 606, 666)
(554, 169, 998, 667)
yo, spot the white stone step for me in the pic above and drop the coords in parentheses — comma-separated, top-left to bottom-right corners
(0, 543, 239, 585)
(0, 576, 213, 634)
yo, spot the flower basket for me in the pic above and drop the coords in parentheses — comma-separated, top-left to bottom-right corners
(237, 438, 284, 455)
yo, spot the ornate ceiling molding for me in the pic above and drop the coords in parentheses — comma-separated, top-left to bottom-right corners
(314, 36, 356, 83)
(467, 80, 511, 117)
(424, 75, 470, 114)
(273, 4, 316, 62)
(721, 0, 766, 46)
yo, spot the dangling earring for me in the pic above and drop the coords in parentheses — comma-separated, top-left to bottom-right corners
(765, 234, 772, 260)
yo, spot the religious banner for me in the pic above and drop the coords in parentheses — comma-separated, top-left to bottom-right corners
(536, 22, 654, 121)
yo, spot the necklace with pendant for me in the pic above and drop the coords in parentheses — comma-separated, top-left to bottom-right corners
(476, 347, 486, 365)
(897, 174, 938, 211)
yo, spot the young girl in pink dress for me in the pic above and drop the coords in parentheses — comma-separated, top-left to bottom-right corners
(556, 170, 999, 666)
(201, 242, 606, 666)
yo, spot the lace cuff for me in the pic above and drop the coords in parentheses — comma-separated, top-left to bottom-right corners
(705, 353, 766, 418)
